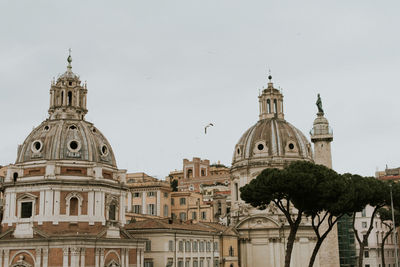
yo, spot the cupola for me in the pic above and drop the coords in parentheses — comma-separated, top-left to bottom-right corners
(258, 75, 284, 120)
(48, 51, 88, 120)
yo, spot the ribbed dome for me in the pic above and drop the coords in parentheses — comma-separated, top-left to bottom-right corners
(232, 118, 313, 166)
(16, 119, 117, 167)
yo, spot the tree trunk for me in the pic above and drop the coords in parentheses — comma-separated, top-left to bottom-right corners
(308, 238, 323, 267)
(381, 229, 392, 267)
(285, 222, 300, 267)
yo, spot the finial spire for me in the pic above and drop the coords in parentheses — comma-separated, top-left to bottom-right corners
(67, 48, 72, 70)
(268, 69, 272, 82)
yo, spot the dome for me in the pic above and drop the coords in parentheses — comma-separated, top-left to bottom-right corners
(232, 118, 313, 165)
(16, 119, 117, 167)
(231, 78, 313, 170)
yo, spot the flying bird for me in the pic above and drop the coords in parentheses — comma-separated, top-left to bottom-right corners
(204, 123, 214, 134)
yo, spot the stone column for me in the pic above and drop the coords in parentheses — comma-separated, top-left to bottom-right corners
(3, 250, 9, 267)
(42, 248, 49, 267)
(71, 247, 80, 267)
(35, 248, 41, 267)
(127, 192, 132, 213)
(125, 249, 129, 267)
(140, 249, 144, 267)
(63, 247, 69, 267)
(136, 249, 140, 267)
(80, 248, 85, 267)
(156, 191, 161, 216)
(121, 249, 125, 267)
(99, 249, 105, 267)
(95, 248, 100, 267)
(0, 249, 3, 267)
(142, 192, 147, 214)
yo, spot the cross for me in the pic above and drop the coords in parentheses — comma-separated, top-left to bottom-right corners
(68, 48, 72, 56)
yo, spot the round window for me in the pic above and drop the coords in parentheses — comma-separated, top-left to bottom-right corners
(101, 144, 109, 156)
(68, 140, 81, 152)
(31, 140, 43, 153)
(69, 125, 77, 130)
(289, 143, 295, 150)
(257, 144, 264, 151)
(44, 125, 50, 131)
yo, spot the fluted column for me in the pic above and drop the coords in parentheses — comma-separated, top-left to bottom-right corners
(63, 247, 69, 267)
(95, 248, 100, 267)
(3, 250, 9, 267)
(125, 249, 129, 267)
(99, 249, 105, 267)
(35, 248, 41, 267)
(80, 248, 85, 267)
(42, 248, 48, 267)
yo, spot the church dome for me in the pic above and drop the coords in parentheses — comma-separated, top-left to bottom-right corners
(16, 119, 117, 167)
(15, 53, 117, 167)
(232, 78, 313, 169)
(232, 118, 312, 164)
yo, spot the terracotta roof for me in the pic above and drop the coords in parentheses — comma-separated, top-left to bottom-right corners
(378, 176, 400, 181)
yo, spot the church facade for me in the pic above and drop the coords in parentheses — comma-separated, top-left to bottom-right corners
(0, 55, 146, 267)
(230, 77, 339, 267)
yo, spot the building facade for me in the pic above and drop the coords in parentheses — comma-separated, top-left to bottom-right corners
(126, 218, 239, 267)
(125, 172, 171, 221)
(0, 56, 146, 267)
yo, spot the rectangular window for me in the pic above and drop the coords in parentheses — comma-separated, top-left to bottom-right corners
(133, 192, 141, 198)
(185, 261, 190, 267)
(147, 204, 156, 215)
(192, 241, 198, 252)
(193, 260, 198, 267)
(180, 212, 187, 221)
(144, 261, 153, 267)
(21, 202, 33, 218)
(163, 204, 169, 217)
(185, 241, 191, 252)
(145, 240, 151, 251)
(133, 205, 141, 214)
(180, 198, 186, 205)
(148, 191, 155, 197)
(200, 241, 205, 252)
(206, 241, 211, 252)
(362, 221, 367, 228)
(213, 242, 218, 251)
(201, 211, 207, 220)
(168, 240, 174, 252)
(171, 198, 175, 206)
(234, 183, 238, 201)
(192, 212, 197, 220)
(364, 250, 369, 258)
(200, 259, 204, 267)
(214, 259, 219, 267)
(179, 241, 184, 252)
(178, 261, 183, 267)
(164, 192, 169, 198)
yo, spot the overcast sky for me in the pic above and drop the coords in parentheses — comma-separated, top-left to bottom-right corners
(0, 1, 399, 178)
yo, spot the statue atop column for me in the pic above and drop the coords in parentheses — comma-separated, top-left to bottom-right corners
(316, 93, 324, 115)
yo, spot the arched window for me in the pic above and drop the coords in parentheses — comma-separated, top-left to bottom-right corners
(65, 192, 83, 216)
(67, 91, 72, 106)
(267, 99, 271, 113)
(61, 91, 64, 105)
(274, 99, 277, 113)
(69, 197, 78, 216)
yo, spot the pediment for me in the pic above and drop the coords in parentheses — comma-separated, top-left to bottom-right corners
(236, 216, 280, 230)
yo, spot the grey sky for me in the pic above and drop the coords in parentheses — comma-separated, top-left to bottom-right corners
(1, 1, 399, 178)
